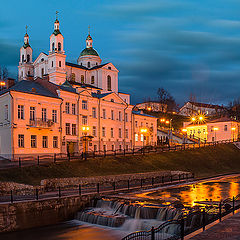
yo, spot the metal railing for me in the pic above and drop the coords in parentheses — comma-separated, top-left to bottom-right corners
(0, 173, 194, 204)
(122, 193, 240, 240)
(28, 118, 54, 128)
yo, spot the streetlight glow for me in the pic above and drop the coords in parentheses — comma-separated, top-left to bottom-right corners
(213, 127, 219, 131)
(0, 82, 6, 86)
(140, 128, 148, 133)
(191, 117, 196, 122)
(182, 128, 187, 132)
(165, 120, 170, 124)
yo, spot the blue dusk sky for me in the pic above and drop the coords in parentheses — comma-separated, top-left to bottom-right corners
(1, 0, 240, 106)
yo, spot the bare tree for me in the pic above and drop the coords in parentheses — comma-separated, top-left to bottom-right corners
(157, 87, 176, 112)
(0, 66, 8, 80)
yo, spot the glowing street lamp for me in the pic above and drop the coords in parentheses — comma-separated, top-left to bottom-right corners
(191, 117, 196, 122)
(231, 127, 236, 142)
(213, 127, 218, 142)
(82, 126, 90, 160)
(0, 81, 6, 91)
(182, 128, 187, 146)
(147, 107, 152, 111)
(165, 120, 170, 124)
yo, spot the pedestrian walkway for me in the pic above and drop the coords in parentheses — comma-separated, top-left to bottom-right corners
(189, 211, 240, 240)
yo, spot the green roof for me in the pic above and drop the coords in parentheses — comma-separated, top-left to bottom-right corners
(80, 47, 99, 57)
(53, 29, 61, 36)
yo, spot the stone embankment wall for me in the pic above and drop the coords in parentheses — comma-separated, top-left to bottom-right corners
(0, 195, 91, 233)
(41, 171, 189, 191)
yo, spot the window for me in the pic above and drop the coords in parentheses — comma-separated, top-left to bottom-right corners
(125, 113, 128, 122)
(111, 99, 114, 102)
(88, 62, 90, 68)
(81, 75, 84, 83)
(118, 111, 122, 121)
(82, 115, 88, 125)
(52, 61, 54, 67)
(224, 125, 227, 131)
(58, 42, 61, 51)
(102, 127, 106, 137)
(119, 145, 122, 151)
(112, 145, 114, 151)
(82, 100, 88, 110)
(59, 61, 61, 67)
(103, 109, 106, 119)
(66, 123, 71, 135)
(52, 110, 57, 123)
(42, 136, 48, 148)
(53, 136, 58, 148)
(71, 73, 76, 81)
(135, 134, 138, 142)
(103, 145, 106, 151)
(93, 126, 97, 137)
(125, 129, 129, 139)
(92, 107, 97, 118)
(72, 104, 76, 115)
(135, 121, 138, 127)
(72, 124, 76, 135)
(42, 108, 47, 121)
(18, 105, 24, 119)
(119, 128, 122, 138)
(27, 54, 30, 62)
(141, 134, 144, 142)
(91, 76, 95, 84)
(107, 75, 111, 91)
(30, 107, 35, 121)
(111, 110, 114, 120)
(108, 67, 112, 70)
(4, 105, 8, 120)
(94, 145, 97, 151)
(41, 68, 44, 77)
(111, 128, 113, 138)
(22, 55, 24, 62)
(52, 42, 55, 52)
(18, 134, 24, 148)
(65, 102, 70, 114)
(31, 135, 37, 148)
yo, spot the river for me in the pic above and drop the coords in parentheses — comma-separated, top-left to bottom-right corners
(1, 174, 240, 240)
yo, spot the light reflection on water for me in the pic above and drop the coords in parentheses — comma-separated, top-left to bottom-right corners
(1, 175, 240, 240)
(135, 175, 240, 207)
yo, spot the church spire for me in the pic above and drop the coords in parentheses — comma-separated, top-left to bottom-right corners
(86, 25, 93, 48)
(23, 25, 30, 48)
(53, 11, 61, 35)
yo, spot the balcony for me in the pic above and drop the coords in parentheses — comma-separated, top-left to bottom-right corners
(29, 118, 54, 128)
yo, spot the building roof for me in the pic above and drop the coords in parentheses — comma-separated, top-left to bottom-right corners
(132, 110, 158, 118)
(91, 92, 112, 99)
(66, 62, 88, 70)
(208, 117, 238, 123)
(80, 47, 99, 57)
(60, 81, 77, 93)
(0, 80, 59, 98)
(185, 101, 224, 109)
(68, 80, 102, 90)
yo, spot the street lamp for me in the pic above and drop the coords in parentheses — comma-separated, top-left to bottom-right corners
(82, 126, 90, 160)
(231, 127, 236, 142)
(213, 127, 218, 142)
(182, 128, 187, 147)
(140, 127, 148, 152)
(0, 81, 6, 91)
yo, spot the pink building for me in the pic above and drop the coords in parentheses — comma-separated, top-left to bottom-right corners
(0, 18, 157, 160)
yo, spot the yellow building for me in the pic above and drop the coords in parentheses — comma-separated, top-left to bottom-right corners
(185, 124, 208, 142)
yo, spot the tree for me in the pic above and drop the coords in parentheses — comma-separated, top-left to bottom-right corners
(0, 66, 8, 80)
(157, 87, 177, 112)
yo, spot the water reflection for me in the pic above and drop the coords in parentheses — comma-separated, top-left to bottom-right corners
(136, 176, 240, 207)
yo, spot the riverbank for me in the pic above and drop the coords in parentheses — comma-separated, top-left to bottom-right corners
(0, 143, 239, 185)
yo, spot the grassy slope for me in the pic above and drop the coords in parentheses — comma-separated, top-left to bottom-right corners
(0, 144, 240, 185)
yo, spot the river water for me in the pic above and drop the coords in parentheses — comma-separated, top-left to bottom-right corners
(1, 174, 240, 240)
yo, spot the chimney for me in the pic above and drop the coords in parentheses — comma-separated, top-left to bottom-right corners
(6, 78, 15, 89)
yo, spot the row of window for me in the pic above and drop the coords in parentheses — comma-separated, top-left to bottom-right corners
(18, 134, 58, 148)
(65, 123, 77, 135)
(18, 105, 58, 122)
(135, 121, 154, 128)
(93, 144, 128, 152)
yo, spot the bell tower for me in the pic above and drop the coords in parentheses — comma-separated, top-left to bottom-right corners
(48, 11, 66, 85)
(18, 26, 34, 81)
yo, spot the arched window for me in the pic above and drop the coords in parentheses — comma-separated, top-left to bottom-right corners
(71, 73, 76, 82)
(41, 68, 44, 78)
(27, 54, 30, 62)
(22, 55, 24, 62)
(81, 75, 84, 84)
(58, 42, 61, 51)
(59, 61, 61, 67)
(107, 75, 112, 91)
(88, 62, 90, 68)
(91, 76, 95, 84)
(52, 42, 55, 52)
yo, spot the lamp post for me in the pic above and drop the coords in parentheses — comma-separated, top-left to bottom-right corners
(140, 128, 148, 151)
(0, 81, 6, 91)
(231, 127, 236, 142)
(213, 127, 218, 143)
(82, 126, 90, 160)
(182, 128, 187, 147)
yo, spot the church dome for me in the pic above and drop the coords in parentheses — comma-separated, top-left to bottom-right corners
(80, 47, 99, 57)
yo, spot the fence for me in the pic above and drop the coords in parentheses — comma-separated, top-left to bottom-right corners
(0, 172, 194, 204)
(122, 193, 240, 240)
(1, 139, 234, 169)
